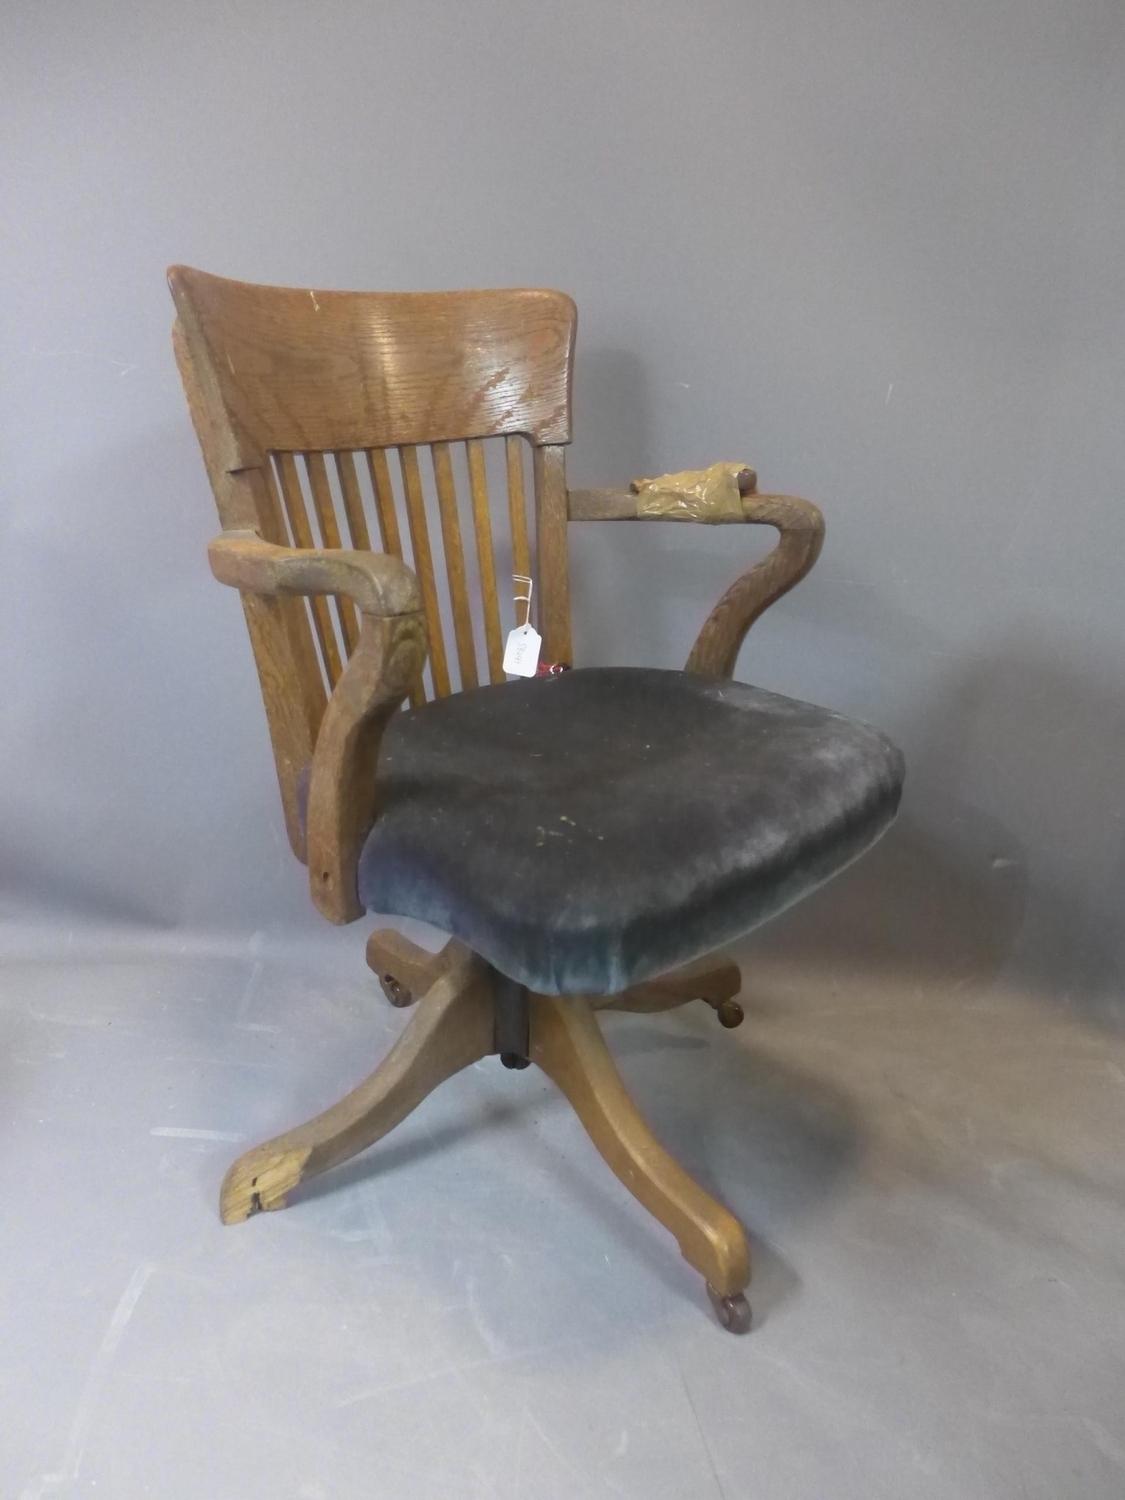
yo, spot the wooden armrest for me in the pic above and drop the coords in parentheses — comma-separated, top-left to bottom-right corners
(209, 529, 427, 925)
(568, 487, 825, 678)
(208, 530, 422, 617)
(567, 487, 647, 521)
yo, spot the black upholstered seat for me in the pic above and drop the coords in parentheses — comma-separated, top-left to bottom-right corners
(357, 668, 903, 995)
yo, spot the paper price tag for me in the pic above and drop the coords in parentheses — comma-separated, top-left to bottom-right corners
(503, 623, 542, 677)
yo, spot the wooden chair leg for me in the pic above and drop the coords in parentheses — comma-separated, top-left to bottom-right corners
(596, 956, 744, 1028)
(529, 996, 751, 1324)
(365, 929, 469, 1008)
(220, 953, 494, 1224)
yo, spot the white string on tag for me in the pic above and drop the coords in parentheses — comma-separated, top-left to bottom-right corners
(503, 573, 541, 677)
(513, 573, 533, 630)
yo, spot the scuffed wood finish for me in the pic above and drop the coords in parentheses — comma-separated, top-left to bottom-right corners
(530, 996, 750, 1297)
(305, 610, 427, 922)
(220, 950, 493, 1223)
(568, 486, 825, 679)
(534, 444, 572, 663)
(168, 265, 576, 457)
(208, 531, 422, 617)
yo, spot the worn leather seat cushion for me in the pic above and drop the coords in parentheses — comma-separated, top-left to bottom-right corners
(356, 667, 904, 995)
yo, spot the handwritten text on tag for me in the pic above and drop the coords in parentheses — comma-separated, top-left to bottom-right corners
(503, 623, 542, 677)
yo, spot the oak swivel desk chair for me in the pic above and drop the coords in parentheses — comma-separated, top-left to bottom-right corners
(169, 266, 904, 1333)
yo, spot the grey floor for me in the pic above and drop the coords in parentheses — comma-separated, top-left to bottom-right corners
(5, 883, 1125, 1498)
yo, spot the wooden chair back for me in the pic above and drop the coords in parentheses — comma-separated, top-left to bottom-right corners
(170, 266, 576, 857)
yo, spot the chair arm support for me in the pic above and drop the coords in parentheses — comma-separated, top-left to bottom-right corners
(567, 489, 825, 678)
(306, 610, 427, 924)
(208, 529, 427, 923)
(685, 493, 824, 677)
(208, 530, 422, 618)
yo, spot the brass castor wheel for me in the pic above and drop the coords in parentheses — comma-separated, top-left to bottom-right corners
(707, 1284, 752, 1334)
(716, 999, 744, 1029)
(379, 973, 414, 1008)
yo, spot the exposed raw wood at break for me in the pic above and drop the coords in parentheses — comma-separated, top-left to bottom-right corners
(466, 439, 504, 681)
(398, 444, 451, 698)
(431, 442, 478, 689)
(534, 444, 572, 664)
(219, 950, 493, 1223)
(530, 996, 750, 1296)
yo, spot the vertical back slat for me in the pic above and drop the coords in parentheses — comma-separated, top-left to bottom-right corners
(274, 451, 344, 687)
(431, 442, 478, 690)
(534, 443, 572, 665)
(505, 435, 532, 582)
(466, 439, 504, 682)
(356, 449, 423, 709)
(172, 272, 577, 863)
(257, 453, 292, 545)
(304, 451, 359, 656)
(269, 434, 568, 703)
(260, 459, 331, 736)
(333, 450, 371, 550)
(365, 448, 405, 559)
(398, 445, 451, 698)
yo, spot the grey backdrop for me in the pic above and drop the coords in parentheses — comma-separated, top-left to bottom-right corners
(3, 0, 1123, 1017)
